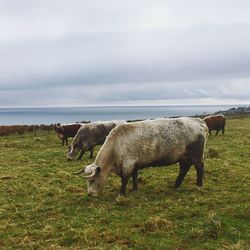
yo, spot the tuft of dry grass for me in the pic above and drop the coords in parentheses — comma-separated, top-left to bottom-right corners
(207, 148, 219, 158)
(133, 216, 173, 233)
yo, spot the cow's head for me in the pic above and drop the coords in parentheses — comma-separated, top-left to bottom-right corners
(80, 164, 107, 197)
(67, 142, 82, 160)
(67, 139, 90, 160)
(55, 123, 64, 134)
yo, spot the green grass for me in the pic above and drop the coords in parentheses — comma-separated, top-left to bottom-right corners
(0, 118, 250, 249)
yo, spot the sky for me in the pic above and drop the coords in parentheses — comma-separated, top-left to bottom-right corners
(0, 0, 250, 107)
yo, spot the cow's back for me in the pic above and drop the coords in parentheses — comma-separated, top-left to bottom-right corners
(204, 115, 225, 130)
(90, 123, 115, 144)
(102, 117, 207, 167)
(77, 121, 117, 145)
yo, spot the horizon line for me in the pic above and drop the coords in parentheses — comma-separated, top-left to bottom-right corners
(0, 103, 249, 109)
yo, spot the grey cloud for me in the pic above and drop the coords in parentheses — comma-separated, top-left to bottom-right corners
(1, 24, 250, 89)
(1, 79, 250, 107)
(0, 1, 250, 106)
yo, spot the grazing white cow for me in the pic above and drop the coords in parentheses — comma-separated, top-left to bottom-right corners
(67, 120, 126, 160)
(75, 117, 208, 197)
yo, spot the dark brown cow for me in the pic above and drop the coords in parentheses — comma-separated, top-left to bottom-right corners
(55, 123, 82, 146)
(204, 114, 226, 136)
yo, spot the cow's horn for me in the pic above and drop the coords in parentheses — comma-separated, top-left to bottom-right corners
(74, 167, 85, 175)
(74, 165, 96, 179)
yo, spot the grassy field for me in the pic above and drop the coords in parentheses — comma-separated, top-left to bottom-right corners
(0, 117, 250, 249)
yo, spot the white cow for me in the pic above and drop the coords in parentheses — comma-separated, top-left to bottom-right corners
(75, 117, 208, 197)
(67, 120, 126, 160)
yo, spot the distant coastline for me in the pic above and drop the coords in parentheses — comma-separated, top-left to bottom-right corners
(214, 106, 250, 115)
(0, 104, 249, 125)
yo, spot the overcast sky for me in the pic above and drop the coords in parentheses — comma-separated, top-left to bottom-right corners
(0, 0, 250, 107)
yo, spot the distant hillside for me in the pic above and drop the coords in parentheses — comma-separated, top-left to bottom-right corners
(214, 106, 250, 116)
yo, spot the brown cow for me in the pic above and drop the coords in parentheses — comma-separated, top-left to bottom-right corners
(204, 114, 226, 136)
(55, 123, 82, 146)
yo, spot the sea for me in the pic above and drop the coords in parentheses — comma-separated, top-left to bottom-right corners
(0, 105, 240, 125)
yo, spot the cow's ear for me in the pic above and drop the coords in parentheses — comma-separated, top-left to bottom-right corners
(95, 166, 101, 176)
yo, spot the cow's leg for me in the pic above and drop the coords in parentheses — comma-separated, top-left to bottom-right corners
(120, 177, 129, 195)
(89, 147, 94, 159)
(62, 139, 64, 146)
(209, 130, 212, 136)
(174, 161, 192, 188)
(120, 159, 136, 194)
(215, 130, 219, 135)
(191, 136, 205, 187)
(194, 161, 204, 187)
(65, 138, 68, 145)
(132, 168, 138, 191)
(222, 127, 225, 135)
(77, 150, 84, 160)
